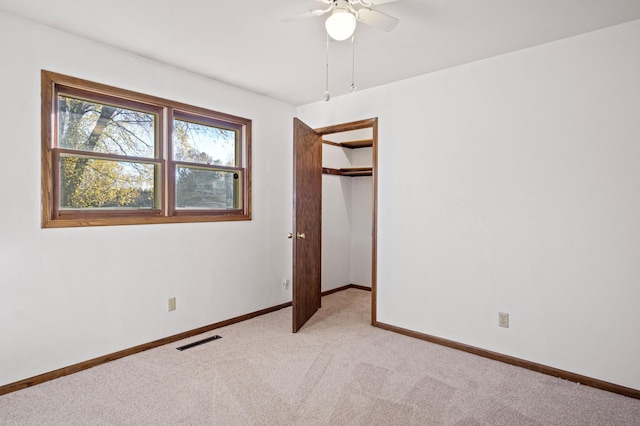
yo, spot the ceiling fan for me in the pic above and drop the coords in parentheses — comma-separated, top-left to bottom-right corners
(283, 0, 400, 41)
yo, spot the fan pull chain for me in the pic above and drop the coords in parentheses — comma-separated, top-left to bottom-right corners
(324, 32, 331, 101)
(351, 33, 357, 93)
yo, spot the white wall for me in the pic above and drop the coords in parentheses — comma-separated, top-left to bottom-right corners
(322, 173, 352, 291)
(350, 176, 373, 287)
(0, 12, 295, 387)
(349, 147, 373, 287)
(299, 20, 640, 390)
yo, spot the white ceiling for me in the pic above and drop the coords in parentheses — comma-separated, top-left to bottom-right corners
(2, 0, 640, 105)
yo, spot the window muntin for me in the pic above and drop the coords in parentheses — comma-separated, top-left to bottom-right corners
(42, 70, 252, 227)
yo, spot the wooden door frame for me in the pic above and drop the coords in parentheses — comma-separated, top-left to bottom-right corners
(314, 117, 378, 325)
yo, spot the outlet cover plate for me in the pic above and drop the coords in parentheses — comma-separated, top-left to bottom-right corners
(499, 312, 509, 328)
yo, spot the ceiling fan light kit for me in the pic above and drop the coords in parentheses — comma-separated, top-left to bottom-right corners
(325, 9, 357, 41)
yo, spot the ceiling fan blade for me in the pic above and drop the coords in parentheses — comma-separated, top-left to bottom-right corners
(281, 8, 329, 23)
(357, 8, 399, 32)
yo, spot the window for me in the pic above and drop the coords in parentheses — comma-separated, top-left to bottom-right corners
(41, 71, 251, 227)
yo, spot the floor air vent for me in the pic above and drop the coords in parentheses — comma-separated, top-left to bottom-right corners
(176, 335, 222, 351)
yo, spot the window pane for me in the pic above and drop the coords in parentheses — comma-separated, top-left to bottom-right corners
(58, 95, 156, 158)
(59, 156, 156, 209)
(173, 119, 236, 166)
(175, 167, 240, 209)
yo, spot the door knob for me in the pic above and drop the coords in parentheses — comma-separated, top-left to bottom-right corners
(287, 233, 293, 239)
(296, 232, 306, 240)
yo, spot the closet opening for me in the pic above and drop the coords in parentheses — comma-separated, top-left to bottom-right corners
(321, 123, 377, 323)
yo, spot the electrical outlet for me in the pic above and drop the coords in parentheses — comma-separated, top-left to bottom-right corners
(168, 297, 176, 312)
(499, 312, 509, 328)
(282, 279, 290, 290)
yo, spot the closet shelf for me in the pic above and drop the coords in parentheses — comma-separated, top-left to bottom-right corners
(340, 139, 373, 149)
(323, 167, 372, 177)
(322, 139, 373, 149)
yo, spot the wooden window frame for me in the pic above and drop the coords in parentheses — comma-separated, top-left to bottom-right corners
(41, 70, 252, 228)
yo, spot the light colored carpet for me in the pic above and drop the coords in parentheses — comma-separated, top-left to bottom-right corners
(1, 288, 639, 425)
